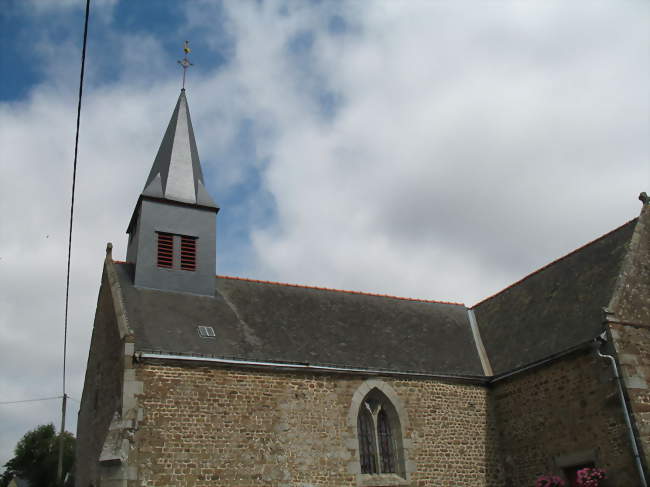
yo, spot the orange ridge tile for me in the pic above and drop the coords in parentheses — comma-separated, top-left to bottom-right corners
(215, 274, 463, 305)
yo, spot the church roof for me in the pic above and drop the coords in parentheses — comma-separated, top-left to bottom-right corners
(111, 208, 646, 379)
(112, 263, 485, 377)
(141, 90, 217, 209)
(474, 218, 638, 375)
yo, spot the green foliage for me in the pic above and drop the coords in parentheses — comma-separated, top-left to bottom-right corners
(1, 424, 75, 487)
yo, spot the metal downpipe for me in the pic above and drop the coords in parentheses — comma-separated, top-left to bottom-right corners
(596, 342, 647, 487)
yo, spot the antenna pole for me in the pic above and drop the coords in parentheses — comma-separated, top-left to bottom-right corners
(56, 393, 68, 486)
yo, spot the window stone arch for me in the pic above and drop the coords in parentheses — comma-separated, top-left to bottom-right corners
(347, 379, 413, 485)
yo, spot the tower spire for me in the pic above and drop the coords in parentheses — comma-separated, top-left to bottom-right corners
(125, 79, 218, 296)
(140, 90, 217, 209)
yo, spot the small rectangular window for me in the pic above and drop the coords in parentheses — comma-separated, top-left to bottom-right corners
(197, 325, 215, 338)
(563, 463, 595, 487)
(157, 233, 173, 268)
(180, 236, 197, 271)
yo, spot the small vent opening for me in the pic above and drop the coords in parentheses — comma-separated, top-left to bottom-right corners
(197, 325, 215, 338)
(181, 236, 197, 271)
(157, 233, 173, 268)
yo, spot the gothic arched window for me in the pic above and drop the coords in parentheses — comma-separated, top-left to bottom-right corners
(356, 388, 404, 476)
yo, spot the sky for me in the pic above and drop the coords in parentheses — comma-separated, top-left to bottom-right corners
(0, 0, 648, 469)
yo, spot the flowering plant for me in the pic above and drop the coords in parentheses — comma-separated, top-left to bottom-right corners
(536, 475, 566, 487)
(577, 467, 607, 487)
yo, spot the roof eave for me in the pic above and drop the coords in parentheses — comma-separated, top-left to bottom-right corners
(135, 350, 490, 384)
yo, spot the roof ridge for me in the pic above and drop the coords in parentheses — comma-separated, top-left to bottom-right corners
(216, 274, 464, 306)
(111, 261, 463, 304)
(471, 218, 638, 309)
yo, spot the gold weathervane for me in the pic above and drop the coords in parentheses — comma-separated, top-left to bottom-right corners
(178, 40, 193, 90)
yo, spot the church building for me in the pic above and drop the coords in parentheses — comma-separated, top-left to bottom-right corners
(76, 88, 650, 487)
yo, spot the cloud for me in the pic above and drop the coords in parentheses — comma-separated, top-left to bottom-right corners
(0, 0, 647, 468)
(0, 80, 178, 465)
(205, 0, 648, 301)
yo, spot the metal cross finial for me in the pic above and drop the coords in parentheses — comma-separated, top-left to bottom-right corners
(177, 40, 193, 90)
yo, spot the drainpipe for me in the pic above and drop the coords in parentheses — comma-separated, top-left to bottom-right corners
(596, 337, 647, 487)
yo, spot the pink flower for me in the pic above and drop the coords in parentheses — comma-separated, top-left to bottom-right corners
(576, 467, 607, 487)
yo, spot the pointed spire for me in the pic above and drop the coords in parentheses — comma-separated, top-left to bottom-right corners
(142, 90, 217, 208)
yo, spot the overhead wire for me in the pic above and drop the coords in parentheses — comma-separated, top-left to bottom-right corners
(57, 1, 91, 484)
(0, 396, 63, 406)
(62, 0, 90, 400)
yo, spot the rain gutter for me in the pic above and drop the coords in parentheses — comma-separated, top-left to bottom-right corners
(136, 351, 488, 384)
(488, 339, 597, 384)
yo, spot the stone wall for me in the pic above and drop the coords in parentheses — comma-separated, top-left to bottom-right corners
(132, 362, 504, 486)
(608, 202, 650, 470)
(610, 322, 650, 468)
(76, 271, 126, 486)
(492, 350, 639, 486)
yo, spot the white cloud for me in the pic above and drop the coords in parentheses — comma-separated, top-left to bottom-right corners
(0, 81, 178, 465)
(208, 0, 649, 301)
(0, 0, 648, 467)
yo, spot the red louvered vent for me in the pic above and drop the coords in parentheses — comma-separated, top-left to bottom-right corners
(157, 233, 174, 268)
(180, 236, 197, 271)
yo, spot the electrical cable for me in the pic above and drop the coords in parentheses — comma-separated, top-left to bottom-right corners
(62, 0, 90, 400)
(0, 396, 63, 406)
(56, 2, 90, 484)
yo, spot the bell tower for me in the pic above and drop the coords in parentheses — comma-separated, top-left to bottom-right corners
(125, 88, 218, 296)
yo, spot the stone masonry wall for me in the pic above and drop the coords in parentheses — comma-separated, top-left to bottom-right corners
(608, 203, 650, 470)
(492, 350, 639, 486)
(132, 362, 504, 486)
(76, 272, 126, 487)
(610, 322, 650, 468)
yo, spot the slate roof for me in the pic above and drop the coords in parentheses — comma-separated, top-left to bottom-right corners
(113, 263, 485, 376)
(114, 210, 644, 379)
(473, 219, 638, 375)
